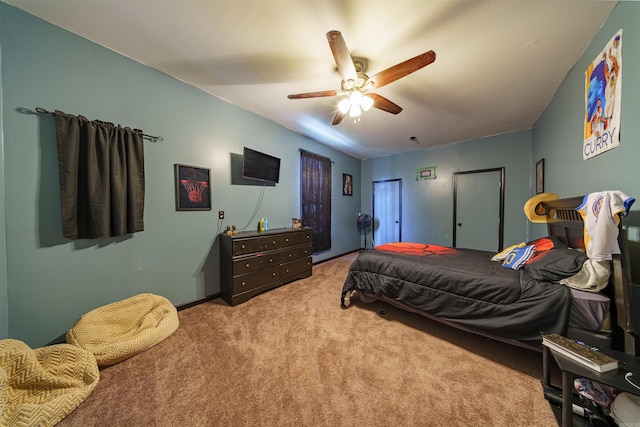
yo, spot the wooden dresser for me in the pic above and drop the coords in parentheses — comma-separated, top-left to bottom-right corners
(220, 227, 313, 306)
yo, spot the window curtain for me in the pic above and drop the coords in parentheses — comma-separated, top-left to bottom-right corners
(54, 110, 145, 239)
(300, 150, 331, 253)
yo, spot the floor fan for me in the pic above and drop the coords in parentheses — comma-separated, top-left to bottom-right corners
(356, 213, 373, 250)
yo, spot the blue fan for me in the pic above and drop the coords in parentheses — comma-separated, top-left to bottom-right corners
(356, 213, 373, 250)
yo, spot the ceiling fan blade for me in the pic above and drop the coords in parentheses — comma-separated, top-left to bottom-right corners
(326, 30, 357, 81)
(287, 90, 338, 99)
(370, 50, 436, 89)
(332, 111, 346, 125)
(369, 93, 403, 114)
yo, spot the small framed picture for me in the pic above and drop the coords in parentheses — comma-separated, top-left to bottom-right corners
(535, 158, 544, 194)
(175, 164, 211, 211)
(342, 173, 353, 196)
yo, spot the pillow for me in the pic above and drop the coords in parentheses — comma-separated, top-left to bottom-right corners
(524, 236, 569, 265)
(491, 242, 525, 261)
(523, 248, 588, 282)
(525, 236, 567, 252)
(502, 245, 536, 270)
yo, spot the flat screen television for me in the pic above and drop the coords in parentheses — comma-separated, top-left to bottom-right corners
(242, 147, 281, 184)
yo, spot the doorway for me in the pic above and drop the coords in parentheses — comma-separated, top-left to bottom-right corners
(453, 168, 504, 252)
(372, 179, 402, 246)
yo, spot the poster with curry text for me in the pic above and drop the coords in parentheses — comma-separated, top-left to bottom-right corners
(583, 29, 622, 160)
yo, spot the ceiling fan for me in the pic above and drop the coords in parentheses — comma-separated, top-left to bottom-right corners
(287, 30, 436, 125)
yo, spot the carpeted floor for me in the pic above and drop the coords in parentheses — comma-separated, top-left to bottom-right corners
(57, 252, 560, 426)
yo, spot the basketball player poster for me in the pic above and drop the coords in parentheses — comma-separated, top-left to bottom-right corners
(583, 29, 622, 160)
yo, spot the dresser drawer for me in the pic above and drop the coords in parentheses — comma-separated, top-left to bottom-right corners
(232, 267, 280, 294)
(280, 243, 312, 264)
(282, 230, 313, 247)
(232, 235, 283, 256)
(232, 252, 281, 275)
(281, 257, 312, 282)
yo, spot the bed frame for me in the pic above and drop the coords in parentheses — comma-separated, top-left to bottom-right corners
(369, 195, 635, 354)
(540, 196, 637, 421)
(542, 196, 635, 355)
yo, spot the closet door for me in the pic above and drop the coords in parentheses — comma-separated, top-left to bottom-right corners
(453, 168, 504, 252)
(373, 179, 402, 246)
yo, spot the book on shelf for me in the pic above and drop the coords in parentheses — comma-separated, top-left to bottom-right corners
(542, 334, 618, 373)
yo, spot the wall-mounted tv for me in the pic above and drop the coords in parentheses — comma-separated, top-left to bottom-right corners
(242, 147, 281, 184)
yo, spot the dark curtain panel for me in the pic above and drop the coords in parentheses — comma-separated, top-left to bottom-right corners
(300, 150, 331, 253)
(55, 110, 145, 239)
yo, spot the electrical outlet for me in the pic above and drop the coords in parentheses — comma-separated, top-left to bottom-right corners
(218, 211, 224, 219)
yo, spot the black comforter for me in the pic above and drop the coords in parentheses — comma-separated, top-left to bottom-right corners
(341, 243, 573, 346)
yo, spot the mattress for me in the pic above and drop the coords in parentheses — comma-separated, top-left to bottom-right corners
(568, 288, 611, 332)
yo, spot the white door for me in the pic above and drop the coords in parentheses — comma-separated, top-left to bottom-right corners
(373, 179, 402, 246)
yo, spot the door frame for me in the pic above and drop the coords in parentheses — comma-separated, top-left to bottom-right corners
(372, 178, 402, 245)
(452, 168, 505, 251)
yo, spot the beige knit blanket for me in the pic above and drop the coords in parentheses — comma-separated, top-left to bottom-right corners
(0, 339, 99, 427)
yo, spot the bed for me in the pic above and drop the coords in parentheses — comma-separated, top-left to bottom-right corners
(341, 195, 635, 353)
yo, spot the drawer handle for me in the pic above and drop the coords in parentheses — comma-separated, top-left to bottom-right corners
(306, 235, 310, 239)
(269, 258, 273, 263)
(246, 263, 250, 268)
(241, 281, 246, 287)
(272, 240, 276, 245)
(241, 244, 246, 249)
(285, 269, 290, 273)
(288, 254, 292, 258)
(285, 238, 289, 242)
(272, 272, 276, 277)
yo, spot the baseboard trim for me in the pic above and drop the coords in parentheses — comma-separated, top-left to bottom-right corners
(176, 293, 220, 311)
(312, 249, 359, 266)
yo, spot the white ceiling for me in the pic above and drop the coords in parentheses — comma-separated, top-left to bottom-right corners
(4, 0, 617, 159)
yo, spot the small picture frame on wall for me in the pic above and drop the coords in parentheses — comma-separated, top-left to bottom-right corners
(175, 164, 211, 211)
(535, 158, 544, 194)
(342, 173, 353, 196)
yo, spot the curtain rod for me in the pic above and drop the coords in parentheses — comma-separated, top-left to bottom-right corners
(298, 148, 334, 164)
(33, 107, 164, 142)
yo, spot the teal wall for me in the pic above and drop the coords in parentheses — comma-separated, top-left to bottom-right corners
(0, 4, 361, 347)
(0, 21, 6, 339)
(531, 2, 639, 280)
(362, 130, 532, 247)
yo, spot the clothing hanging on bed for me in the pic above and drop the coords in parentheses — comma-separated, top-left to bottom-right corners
(577, 190, 635, 260)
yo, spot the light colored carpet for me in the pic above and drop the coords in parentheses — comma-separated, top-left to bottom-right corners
(57, 253, 558, 426)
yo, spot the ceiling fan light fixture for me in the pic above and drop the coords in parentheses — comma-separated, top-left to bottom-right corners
(361, 95, 374, 111)
(364, 81, 375, 92)
(349, 102, 362, 118)
(355, 72, 369, 89)
(338, 91, 372, 117)
(349, 91, 363, 105)
(338, 98, 351, 114)
(342, 79, 355, 91)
